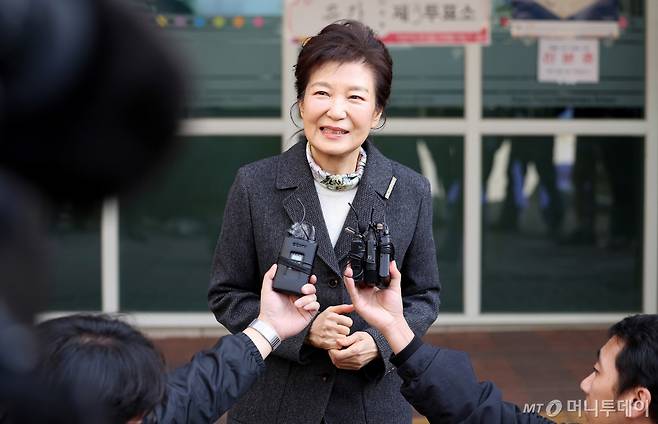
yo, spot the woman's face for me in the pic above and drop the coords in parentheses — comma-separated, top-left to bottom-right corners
(299, 61, 382, 170)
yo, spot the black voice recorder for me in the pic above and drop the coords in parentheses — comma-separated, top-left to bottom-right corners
(273, 200, 318, 296)
(345, 205, 395, 289)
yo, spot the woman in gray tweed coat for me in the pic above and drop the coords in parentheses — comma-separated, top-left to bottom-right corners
(208, 20, 440, 424)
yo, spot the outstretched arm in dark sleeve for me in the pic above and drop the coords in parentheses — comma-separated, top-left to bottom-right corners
(150, 333, 265, 423)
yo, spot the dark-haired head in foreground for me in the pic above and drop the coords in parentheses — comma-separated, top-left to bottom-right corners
(37, 314, 165, 424)
(579, 314, 658, 423)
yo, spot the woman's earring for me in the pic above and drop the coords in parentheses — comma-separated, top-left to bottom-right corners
(289, 101, 303, 129)
(373, 111, 386, 131)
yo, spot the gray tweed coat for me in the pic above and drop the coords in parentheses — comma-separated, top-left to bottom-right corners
(208, 139, 440, 424)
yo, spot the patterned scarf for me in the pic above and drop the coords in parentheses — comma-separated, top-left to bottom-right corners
(306, 142, 367, 191)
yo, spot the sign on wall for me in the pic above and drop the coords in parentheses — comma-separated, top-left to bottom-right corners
(538, 38, 599, 84)
(285, 0, 491, 45)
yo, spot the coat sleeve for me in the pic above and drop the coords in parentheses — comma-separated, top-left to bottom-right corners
(363, 178, 441, 378)
(150, 333, 266, 423)
(396, 344, 553, 424)
(207, 168, 311, 364)
(208, 168, 261, 334)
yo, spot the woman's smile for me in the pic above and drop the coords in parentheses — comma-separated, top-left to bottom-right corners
(320, 126, 350, 139)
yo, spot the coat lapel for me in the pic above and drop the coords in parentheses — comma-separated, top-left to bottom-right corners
(334, 140, 394, 265)
(277, 141, 341, 276)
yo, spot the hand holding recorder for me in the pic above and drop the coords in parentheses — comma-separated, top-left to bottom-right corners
(248, 264, 320, 356)
(343, 261, 415, 354)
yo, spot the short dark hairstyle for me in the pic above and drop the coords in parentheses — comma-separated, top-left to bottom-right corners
(609, 314, 658, 421)
(36, 314, 166, 424)
(294, 20, 393, 112)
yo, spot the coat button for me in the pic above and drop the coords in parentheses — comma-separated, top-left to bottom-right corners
(328, 278, 339, 288)
(320, 372, 330, 382)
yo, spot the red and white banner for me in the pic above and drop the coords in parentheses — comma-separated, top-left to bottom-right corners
(285, 0, 491, 46)
(538, 38, 599, 84)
